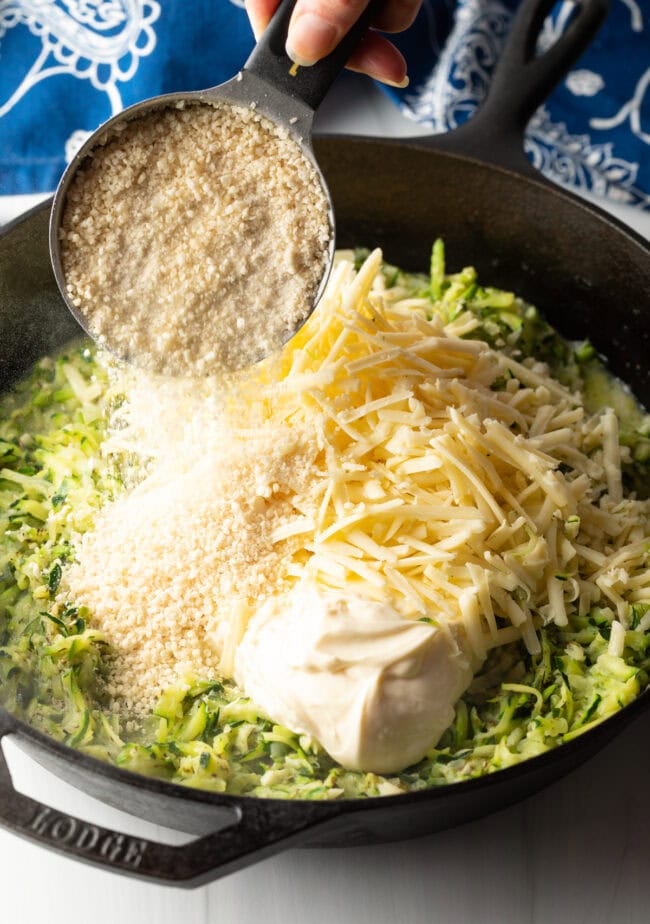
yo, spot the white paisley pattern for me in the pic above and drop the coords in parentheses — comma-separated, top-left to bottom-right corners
(526, 106, 648, 208)
(0, 0, 160, 142)
(565, 69, 605, 98)
(590, 67, 650, 146)
(404, 0, 511, 131)
(620, 0, 643, 32)
(402, 0, 649, 210)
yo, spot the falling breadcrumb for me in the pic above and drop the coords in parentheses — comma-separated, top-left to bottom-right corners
(63, 427, 322, 713)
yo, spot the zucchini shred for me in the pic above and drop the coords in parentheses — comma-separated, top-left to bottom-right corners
(1, 243, 649, 800)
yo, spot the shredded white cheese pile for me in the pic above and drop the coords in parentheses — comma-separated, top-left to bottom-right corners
(64, 249, 650, 714)
(254, 250, 650, 659)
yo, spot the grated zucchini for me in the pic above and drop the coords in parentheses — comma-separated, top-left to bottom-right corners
(1, 245, 649, 799)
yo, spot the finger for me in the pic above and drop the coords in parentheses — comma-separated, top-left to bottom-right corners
(245, 0, 280, 39)
(372, 0, 421, 34)
(286, 0, 372, 67)
(346, 31, 409, 87)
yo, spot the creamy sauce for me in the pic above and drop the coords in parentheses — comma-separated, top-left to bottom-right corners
(235, 583, 479, 774)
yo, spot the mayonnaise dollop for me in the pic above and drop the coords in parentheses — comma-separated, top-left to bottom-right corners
(235, 584, 479, 774)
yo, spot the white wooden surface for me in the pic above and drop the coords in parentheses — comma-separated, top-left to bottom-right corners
(1, 74, 649, 922)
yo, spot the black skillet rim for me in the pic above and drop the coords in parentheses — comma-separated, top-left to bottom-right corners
(1, 173, 650, 819)
(1, 0, 649, 876)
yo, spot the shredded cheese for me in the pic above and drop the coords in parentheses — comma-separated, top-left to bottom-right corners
(63, 249, 650, 714)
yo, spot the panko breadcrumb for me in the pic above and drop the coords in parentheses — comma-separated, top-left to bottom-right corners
(60, 101, 331, 377)
(63, 427, 322, 713)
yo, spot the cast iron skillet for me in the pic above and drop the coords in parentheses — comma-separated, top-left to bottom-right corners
(0, 0, 649, 888)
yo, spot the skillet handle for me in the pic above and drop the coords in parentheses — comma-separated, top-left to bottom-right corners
(244, 0, 387, 111)
(421, 0, 609, 177)
(0, 715, 331, 888)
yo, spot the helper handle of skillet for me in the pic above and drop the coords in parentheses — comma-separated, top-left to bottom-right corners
(244, 0, 388, 111)
(422, 0, 609, 177)
(0, 714, 339, 887)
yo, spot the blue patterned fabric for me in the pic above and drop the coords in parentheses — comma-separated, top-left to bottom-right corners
(1, 0, 648, 208)
(389, 0, 650, 209)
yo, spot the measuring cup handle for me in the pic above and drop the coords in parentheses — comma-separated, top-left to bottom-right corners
(244, 0, 388, 111)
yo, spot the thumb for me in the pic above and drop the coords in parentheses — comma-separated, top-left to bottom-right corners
(286, 0, 372, 66)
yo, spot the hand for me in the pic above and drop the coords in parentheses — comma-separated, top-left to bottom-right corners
(245, 0, 420, 87)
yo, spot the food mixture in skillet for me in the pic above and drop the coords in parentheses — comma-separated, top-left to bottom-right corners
(1, 244, 649, 797)
(59, 101, 331, 377)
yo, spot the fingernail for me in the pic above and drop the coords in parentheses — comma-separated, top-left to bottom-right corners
(248, 10, 267, 42)
(382, 75, 410, 89)
(286, 13, 339, 67)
